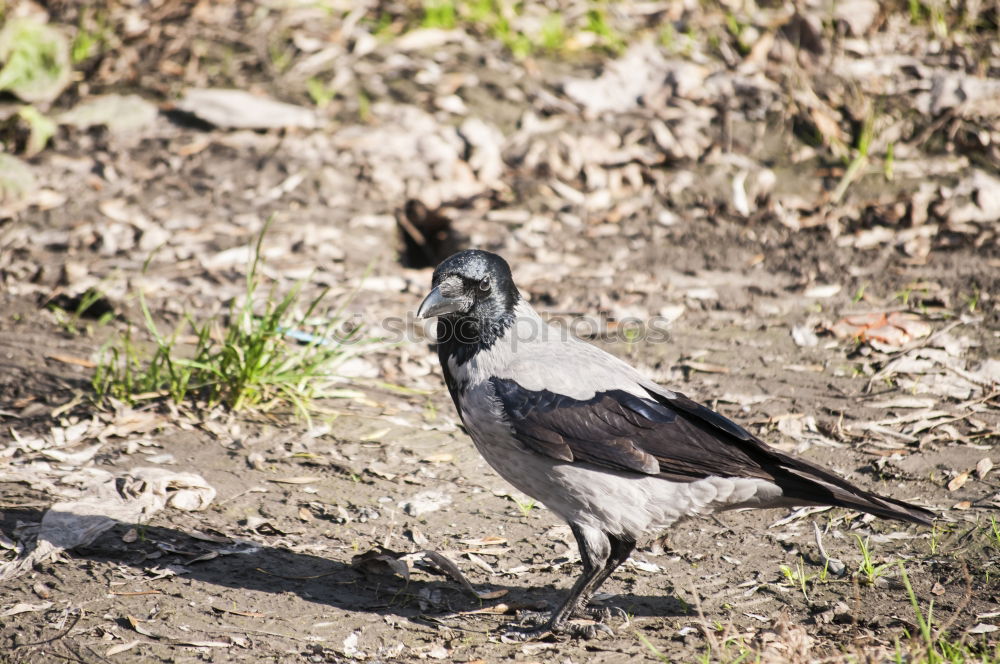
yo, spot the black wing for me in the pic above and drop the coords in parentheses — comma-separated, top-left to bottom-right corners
(490, 376, 771, 481)
(489, 377, 934, 525)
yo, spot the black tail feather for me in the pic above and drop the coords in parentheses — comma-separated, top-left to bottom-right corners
(829, 490, 935, 526)
(773, 454, 935, 527)
(643, 387, 936, 526)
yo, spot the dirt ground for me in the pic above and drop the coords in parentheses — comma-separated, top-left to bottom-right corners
(1, 2, 999, 663)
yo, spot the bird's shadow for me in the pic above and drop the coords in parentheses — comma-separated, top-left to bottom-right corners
(0, 507, 690, 626)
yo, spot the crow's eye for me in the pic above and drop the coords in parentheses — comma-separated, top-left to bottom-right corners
(478, 277, 491, 293)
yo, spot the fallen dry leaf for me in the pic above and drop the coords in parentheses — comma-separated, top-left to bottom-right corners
(803, 283, 841, 298)
(425, 643, 449, 660)
(682, 361, 730, 374)
(1, 601, 52, 617)
(417, 549, 507, 599)
(125, 615, 160, 638)
(968, 623, 999, 634)
(458, 536, 507, 547)
(351, 547, 411, 581)
(400, 490, 452, 516)
(177, 640, 231, 648)
(211, 606, 266, 618)
(791, 323, 819, 347)
(106, 640, 142, 657)
(45, 353, 97, 368)
(947, 472, 970, 492)
(176, 88, 318, 129)
(976, 457, 993, 480)
(268, 477, 319, 485)
(186, 529, 231, 543)
(0, 468, 215, 583)
(830, 312, 932, 349)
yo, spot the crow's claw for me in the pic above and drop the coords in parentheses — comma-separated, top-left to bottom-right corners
(565, 618, 615, 638)
(499, 616, 614, 642)
(514, 610, 551, 627)
(574, 604, 613, 623)
(514, 603, 610, 626)
(499, 624, 554, 643)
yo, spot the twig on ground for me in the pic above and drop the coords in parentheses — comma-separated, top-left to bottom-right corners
(14, 608, 82, 649)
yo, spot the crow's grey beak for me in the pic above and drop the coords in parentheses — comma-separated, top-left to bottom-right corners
(417, 286, 463, 318)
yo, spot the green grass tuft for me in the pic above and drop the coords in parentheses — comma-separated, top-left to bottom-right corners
(93, 220, 378, 420)
(422, 0, 457, 29)
(306, 76, 336, 108)
(0, 17, 71, 104)
(854, 534, 893, 585)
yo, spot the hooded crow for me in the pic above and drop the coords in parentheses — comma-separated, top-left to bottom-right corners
(417, 249, 934, 639)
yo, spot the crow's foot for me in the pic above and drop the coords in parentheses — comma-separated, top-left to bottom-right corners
(500, 612, 615, 642)
(514, 603, 612, 627)
(574, 604, 613, 623)
(499, 624, 554, 643)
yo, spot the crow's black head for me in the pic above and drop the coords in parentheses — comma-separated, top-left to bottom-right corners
(417, 250, 521, 348)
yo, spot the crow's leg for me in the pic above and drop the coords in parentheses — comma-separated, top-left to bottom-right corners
(571, 532, 635, 620)
(504, 525, 633, 640)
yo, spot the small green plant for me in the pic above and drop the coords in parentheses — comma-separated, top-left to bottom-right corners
(658, 22, 699, 57)
(831, 109, 877, 203)
(306, 77, 336, 109)
(929, 523, 943, 555)
(658, 22, 677, 49)
(623, 322, 641, 355)
(17, 104, 56, 156)
(513, 496, 536, 517)
(724, 12, 752, 55)
(900, 562, 936, 657)
(854, 535, 892, 585)
(856, 110, 876, 158)
(538, 13, 566, 52)
(422, 0, 457, 29)
(71, 8, 112, 64)
(964, 288, 980, 313)
(48, 287, 112, 335)
(690, 630, 756, 664)
(479, 4, 532, 59)
(0, 17, 71, 104)
(779, 556, 816, 602)
(93, 220, 377, 419)
(585, 8, 625, 54)
(267, 35, 294, 74)
(71, 27, 98, 63)
(376, 0, 637, 60)
(422, 397, 438, 421)
(356, 89, 371, 122)
(370, 12, 397, 39)
(817, 558, 830, 583)
(0, 16, 73, 157)
(707, 31, 721, 53)
(134, 518, 149, 542)
(636, 631, 670, 663)
(907, 0, 949, 37)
